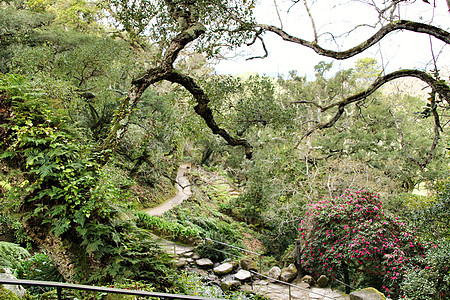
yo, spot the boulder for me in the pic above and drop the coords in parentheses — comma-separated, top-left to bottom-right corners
(0, 268, 26, 298)
(240, 257, 258, 272)
(267, 266, 282, 282)
(213, 262, 234, 275)
(234, 269, 252, 281)
(195, 258, 213, 269)
(280, 264, 297, 283)
(301, 275, 315, 286)
(317, 275, 329, 288)
(350, 287, 386, 300)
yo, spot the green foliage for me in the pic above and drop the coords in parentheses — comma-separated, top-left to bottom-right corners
(402, 240, 450, 300)
(105, 0, 256, 58)
(0, 74, 173, 286)
(195, 232, 240, 262)
(135, 212, 201, 243)
(0, 242, 30, 269)
(411, 178, 450, 241)
(17, 253, 62, 282)
(16, 253, 62, 295)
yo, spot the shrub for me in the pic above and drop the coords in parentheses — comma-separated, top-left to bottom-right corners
(299, 190, 426, 298)
(401, 240, 450, 299)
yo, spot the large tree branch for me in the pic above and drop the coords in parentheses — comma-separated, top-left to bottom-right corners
(99, 3, 252, 160)
(304, 69, 450, 137)
(258, 20, 450, 59)
(167, 71, 253, 159)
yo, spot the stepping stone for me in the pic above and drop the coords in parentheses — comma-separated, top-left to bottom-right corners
(221, 278, 241, 291)
(183, 252, 194, 257)
(235, 269, 252, 281)
(174, 258, 187, 268)
(214, 262, 234, 275)
(196, 258, 213, 268)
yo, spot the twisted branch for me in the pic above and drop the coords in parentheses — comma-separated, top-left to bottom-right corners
(303, 69, 450, 137)
(258, 20, 450, 59)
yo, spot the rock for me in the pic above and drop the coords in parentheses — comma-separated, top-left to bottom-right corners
(183, 252, 194, 258)
(301, 275, 315, 286)
(174, 258, 187, 268)
(292, 278, 310, 289)
(213, 262, 234, 275)
(253, 279, 269, 286)
(267, 266, 282, 282)
(234, 269, 252, 281)
(0, 268, 26, 298)
(207, 274, 219, 282)
(317, 275, 329, 288)
(240, 257, 258, 271)
(195, 258, 213, 269)
(280, 264, 297, 283)
(223, 259, 239, 269)
(350, 287, 386, 300)
(192, 253, 200, 260)
(220, 278, 240, 291)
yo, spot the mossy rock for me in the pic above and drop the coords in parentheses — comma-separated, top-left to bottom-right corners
(0, 286, 20, 300)
(349, 287, 386, 300)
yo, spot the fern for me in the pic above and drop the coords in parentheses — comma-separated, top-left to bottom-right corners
(0, 242, 30, 269)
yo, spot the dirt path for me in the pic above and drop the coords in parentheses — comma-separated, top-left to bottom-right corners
(144, 163, 194, 255)
(145, 163, 192, 216)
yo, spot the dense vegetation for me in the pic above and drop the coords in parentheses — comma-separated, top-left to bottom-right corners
(0, 0, 449, 299)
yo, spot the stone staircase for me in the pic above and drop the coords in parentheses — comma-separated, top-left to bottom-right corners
(173, 251, 350, 300)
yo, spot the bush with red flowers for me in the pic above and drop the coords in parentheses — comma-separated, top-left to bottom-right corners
(299, 190, 426, 298)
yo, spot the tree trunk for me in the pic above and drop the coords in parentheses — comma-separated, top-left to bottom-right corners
(341, 260, 350, 294)
(22, 219, 79, 283)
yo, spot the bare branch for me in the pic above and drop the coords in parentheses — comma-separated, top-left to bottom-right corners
(258, 20, 450, 59)
(273, 0, 284, 30)
(302, 0, 318, 42)
(246, 36, 269, 60)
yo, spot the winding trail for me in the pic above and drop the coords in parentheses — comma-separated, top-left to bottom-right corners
(144, 163, 194, 255)
(145, 163, 192, 216)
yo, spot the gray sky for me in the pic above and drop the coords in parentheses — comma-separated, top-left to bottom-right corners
(214, 0, 450, 79)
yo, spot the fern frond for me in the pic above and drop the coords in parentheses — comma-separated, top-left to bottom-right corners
(0, 242, 30, 269)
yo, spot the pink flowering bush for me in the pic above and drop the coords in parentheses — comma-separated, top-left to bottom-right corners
(299, 190, 426, 298)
